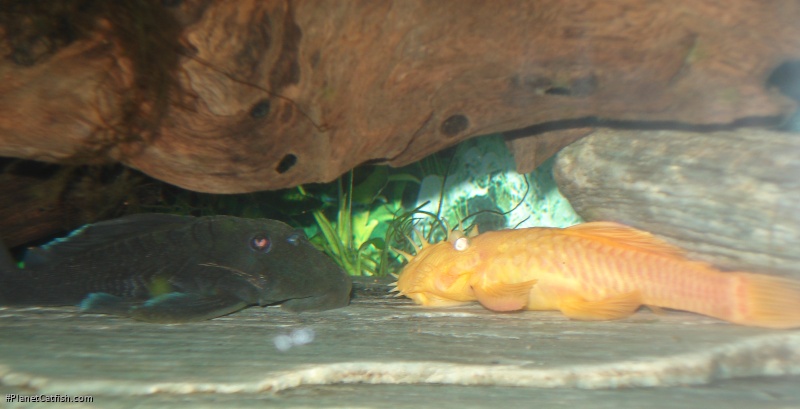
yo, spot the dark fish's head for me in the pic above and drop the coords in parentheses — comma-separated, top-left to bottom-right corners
(202, 216, 351, 312)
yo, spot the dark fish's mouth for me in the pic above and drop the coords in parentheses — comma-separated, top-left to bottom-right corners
(197, 262, 266, 290)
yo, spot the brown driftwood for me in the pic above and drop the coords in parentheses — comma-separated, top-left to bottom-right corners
(0, 161, 153, 248)
(505, 128, 594, 174)
(1, 0, 800, 193)
(0, 170, 71, 248)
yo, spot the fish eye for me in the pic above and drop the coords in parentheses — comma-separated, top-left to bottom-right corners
(250, 234, 272, 253)
(287, 232, 304, 246)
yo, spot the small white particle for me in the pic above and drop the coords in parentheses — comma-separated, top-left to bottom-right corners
(290, 328, 315, 345)
(273, 334, 293, 352)
(273, 327, 315, 351)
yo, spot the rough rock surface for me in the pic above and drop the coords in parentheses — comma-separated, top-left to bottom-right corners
(1, 278, 799, 408)
(553, 128, 800, 278)
(1, 1, 800, 192)
(414, 135, 582, 233)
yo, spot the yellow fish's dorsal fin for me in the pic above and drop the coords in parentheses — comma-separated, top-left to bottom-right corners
(564, 222, 686, 258)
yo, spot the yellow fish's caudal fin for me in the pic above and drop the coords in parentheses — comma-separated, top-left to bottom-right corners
(472, 279, 537, 312)
(729, 273, 800, 329)
(558, 291, 642, 321)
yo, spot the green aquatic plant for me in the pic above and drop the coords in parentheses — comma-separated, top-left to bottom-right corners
(298, 169, 417, 276)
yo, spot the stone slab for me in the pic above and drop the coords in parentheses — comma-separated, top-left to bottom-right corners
(553, 128, 800, 278)
(1, 278, 799, 408)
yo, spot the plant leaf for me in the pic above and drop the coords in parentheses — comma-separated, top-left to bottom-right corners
(352, 166, 390, 204)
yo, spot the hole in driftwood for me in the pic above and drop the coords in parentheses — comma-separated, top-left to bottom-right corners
(440, 114, 469, 137)
(766, 60, 800, 130)
(544, 87, 571, 96)
(250, 99, 271, 119)
(767, 60, 800, 102)
(276, 154, 297, 174)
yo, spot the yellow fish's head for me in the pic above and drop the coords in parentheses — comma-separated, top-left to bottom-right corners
(390, 228, 481, 307)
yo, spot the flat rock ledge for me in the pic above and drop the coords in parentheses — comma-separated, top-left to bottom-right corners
(554, 128, 800, 278)
(1, 278, 799, 408)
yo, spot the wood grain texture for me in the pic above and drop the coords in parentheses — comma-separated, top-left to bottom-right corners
(1, 0, 799, 192)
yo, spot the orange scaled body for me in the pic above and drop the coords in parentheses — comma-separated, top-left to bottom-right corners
(393, 222, 800, 329)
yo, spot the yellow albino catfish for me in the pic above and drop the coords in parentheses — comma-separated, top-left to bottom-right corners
(391, 222, 800, 329)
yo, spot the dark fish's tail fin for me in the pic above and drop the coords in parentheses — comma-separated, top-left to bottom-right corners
(0, 239, 17, 271)
(0, 238, 25, 304)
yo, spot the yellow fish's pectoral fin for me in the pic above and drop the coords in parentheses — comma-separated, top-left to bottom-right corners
(646, 305, 667, 315)
(473, 279, 537, 312)
(558, 291, 642, 321)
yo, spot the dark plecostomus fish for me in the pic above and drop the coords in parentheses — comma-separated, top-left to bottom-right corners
(0, 214, 352, 323)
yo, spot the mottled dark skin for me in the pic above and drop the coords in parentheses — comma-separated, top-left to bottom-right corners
(0, 214, 352, 323)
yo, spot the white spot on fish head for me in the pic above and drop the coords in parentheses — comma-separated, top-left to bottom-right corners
(454, 237, 470, 252)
